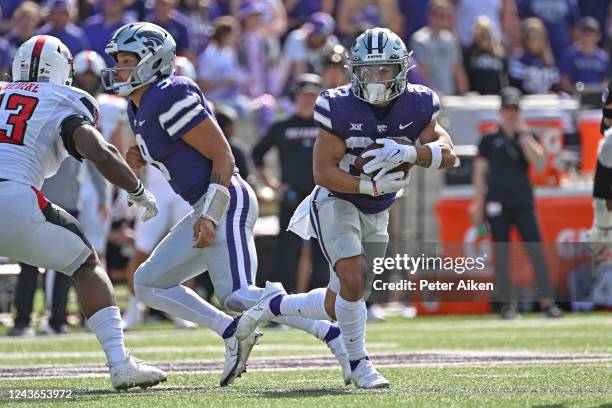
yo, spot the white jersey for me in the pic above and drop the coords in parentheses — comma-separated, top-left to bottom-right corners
(0, 81, 98, 189)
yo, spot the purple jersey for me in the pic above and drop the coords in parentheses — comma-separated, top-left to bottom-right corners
(560, 45, 610, 84)
(313, 84, 440, 214)
(516, 0, 580, 64)
(127, 76, 213, 205)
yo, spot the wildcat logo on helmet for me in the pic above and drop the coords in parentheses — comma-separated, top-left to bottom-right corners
(125, 27, 166, 47)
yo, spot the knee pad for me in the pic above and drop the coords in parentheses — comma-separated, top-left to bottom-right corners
(333, 233, 362, 261)
(223, 286, 264, 312)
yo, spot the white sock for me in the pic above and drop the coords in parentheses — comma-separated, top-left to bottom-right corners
(135, 284, 233, 337)
(273, 316, 332, 341)
(279, 288, 330, 320)
(87, 306, 128, 366)
(335, 295, 367, 362)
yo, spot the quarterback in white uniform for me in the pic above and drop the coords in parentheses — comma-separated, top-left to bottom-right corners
(0, 35, 165, 390)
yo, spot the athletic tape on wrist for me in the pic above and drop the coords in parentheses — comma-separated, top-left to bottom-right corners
(426, 142, 443, 169)
(128, 181, 144, 196)
(200, 183, 231, 225)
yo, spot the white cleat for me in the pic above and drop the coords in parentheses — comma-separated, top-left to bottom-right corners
(235, 281, 285, 341)
(109, 356, 167, 391)
(122, 296, 145, 331)
(327, 336, 351, 385)
(351, 358, 390, 389)
(220, 329, 262, 386)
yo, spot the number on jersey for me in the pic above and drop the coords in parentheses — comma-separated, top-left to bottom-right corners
(0, 94, 39, 145)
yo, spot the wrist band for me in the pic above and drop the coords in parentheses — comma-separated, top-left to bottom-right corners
(200, 183, 231, 226)
(128, 180, 143, 196)
(426, 142, 443, 169)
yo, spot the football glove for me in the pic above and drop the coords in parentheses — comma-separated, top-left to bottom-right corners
(362, 138, 417, 178)
(359, 171, 409, 197)
(127, 181, 159, 222)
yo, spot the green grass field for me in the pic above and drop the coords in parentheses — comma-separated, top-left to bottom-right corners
(1, 312, 612, 407)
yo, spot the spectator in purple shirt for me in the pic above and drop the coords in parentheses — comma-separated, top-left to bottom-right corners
(560, 17, 610, 95)
(508, 17, 560, 94)
(37, 0, 91, 55)
(5, 1, 41, 55)
(0, 0, 25, 35)
(0, 38, 11, 78)
(516, 0, 580, 68)
(150, 0, 194, 61)
(285, 0, 336, 32)
(83, 0, 135, 66)
(399, 0, 429, 45)
(577, 0, 612, 47)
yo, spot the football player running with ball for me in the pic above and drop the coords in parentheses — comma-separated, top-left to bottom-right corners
(236, 28, 458, 389)
(0, 35, 165, 390)
(102, 23, 351, 387)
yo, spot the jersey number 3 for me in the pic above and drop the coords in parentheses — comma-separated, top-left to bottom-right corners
(0, 94, 39, 145)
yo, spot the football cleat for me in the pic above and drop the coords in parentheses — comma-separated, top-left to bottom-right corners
(220, 329, 262, 386)
(235, 281, 285, 341)
(327, 336, 351, 385)
(351, 358, 390, 389)
(109, 355, 167, 391)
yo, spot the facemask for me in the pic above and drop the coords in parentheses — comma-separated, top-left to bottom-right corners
(365, 83, 388, 104)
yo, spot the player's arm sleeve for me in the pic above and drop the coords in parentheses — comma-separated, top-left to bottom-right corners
(429, 89, 441, 121)
(157, 82, 211, 141)
(252, 124, 280, 167)
(59, 115, 93, 162)
(313, 92, 343, 138)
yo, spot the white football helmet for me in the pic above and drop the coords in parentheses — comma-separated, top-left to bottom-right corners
(11, 35, 74, 86)
(102, 22, 176, 96)
(174, 56, 196, 81)
(347, 28, 412, 104)
(73, 50, 107, 76)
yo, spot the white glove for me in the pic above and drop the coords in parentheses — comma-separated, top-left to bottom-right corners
(362, 138, 417, 178)
(359, 171, 409, 197)
(127, 181, 159, 222)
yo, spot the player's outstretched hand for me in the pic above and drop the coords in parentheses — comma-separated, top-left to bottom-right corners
(127, 183, 159, 222)
(359, 171, 408, 197)
(193, 217, 216, 248)
(126, 145, 147, 170)
(362, 138, 417, 177)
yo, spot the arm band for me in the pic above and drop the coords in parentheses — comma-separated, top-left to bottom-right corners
(200, 183, 231, 225)
(59, 115, 92, 162)
(425, 141, 443, 169)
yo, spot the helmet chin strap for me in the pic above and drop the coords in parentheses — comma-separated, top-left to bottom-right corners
(365, 83, 390, 104)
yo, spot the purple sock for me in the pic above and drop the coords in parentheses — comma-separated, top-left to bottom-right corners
(349, 356, 369, 371)
(323, 323, 341, 343)
(268, 294, 284, 316)
(221, 315, 239, 339)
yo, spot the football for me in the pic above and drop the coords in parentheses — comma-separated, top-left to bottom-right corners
(353, 137, 415, 177)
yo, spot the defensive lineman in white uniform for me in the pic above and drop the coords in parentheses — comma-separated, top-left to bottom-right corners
(0, 35, 165, 390)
